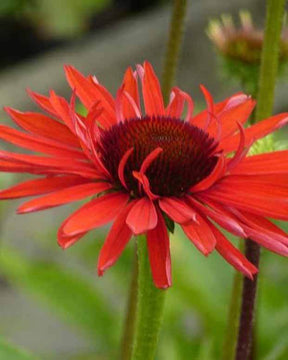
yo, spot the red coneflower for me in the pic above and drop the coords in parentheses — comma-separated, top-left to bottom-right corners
(0, 62, 287, 288)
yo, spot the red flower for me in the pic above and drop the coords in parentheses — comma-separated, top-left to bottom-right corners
(1, 62, 287, 288)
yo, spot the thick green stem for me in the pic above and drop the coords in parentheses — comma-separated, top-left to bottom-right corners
(235, 1, 285, 360)
(162, 0, 188, 103)
(131, 236, 166, 360)
(255, 0, 286, 121)
(120, 246, 138, 360)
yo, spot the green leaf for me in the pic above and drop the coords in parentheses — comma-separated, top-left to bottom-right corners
(0, 247, 117, 349)
(0, 337, 39, 360)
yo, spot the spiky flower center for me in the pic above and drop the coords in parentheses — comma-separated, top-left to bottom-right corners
(99, 116, 218, 197)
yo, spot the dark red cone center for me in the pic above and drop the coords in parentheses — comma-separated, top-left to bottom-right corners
(98, 116, 218, 197)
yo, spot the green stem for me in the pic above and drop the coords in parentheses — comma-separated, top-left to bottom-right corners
(223, 242, 244, 360)
(120, 245, 138, 360)
(255, 0, 286, 122)
(131, 236, 166, 360)
(235, 1, 285, 359)
(162, 0, 188, 104)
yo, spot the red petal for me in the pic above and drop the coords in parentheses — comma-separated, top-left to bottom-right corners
(212, 97, 255, 140)
(118, 148, 134, 189)
(140, 62, 164, 116)
(27, 89, 58, 117)
(58, 218, 88, 249)
(220, 113, 288, 153)
(17, 182, 112, 213)
(242, 225, 288, 256)
(200, 177, 288, 220)
(0, 125, 85, 159)
(182, 213, 216, 255)
(140, 147, 163, 174)
(126, 197, 158, 234)
(64, 65, 116, 125)
(147, 210, 172, 288)
(231, 210, 288, 247)
(159, 197, 197, 224)
(5, 107, 79, 148)
(165, 87, 185, 118)
(188, 196, 247, 238)
(212, 225, 258, 278)
(49, 91, 74, 130)
(0, 150, 99, 178)
(192, 92, 252, 130)
(0, 175, 89, 199)
(61, 192, 129, 236)
(190, 154, 226, 192)
(231, 150, 288, 175)
(97, 202, 134, 275)
(121, 66, 140, 118)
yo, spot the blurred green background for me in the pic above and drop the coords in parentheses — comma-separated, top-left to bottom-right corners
(0, 0, 287, 359)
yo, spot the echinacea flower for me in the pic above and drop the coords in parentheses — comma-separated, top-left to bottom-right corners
(207, 11, 288, 93)
(0, 62, 287, 288)
(207, 11, 288, 64)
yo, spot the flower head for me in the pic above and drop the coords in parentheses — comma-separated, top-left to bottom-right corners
(1, 62, 287, 288)
(207, 11, 288, 93)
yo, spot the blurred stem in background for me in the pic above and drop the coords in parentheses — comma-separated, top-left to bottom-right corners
(162, 0, 187, 104)
(235, 0, 286, 360)
(120, 1, 188, 358)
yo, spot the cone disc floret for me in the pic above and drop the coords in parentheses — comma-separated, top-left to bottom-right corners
(99, 116, 218, 197)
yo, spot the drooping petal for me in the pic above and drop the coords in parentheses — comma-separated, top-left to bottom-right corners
(58, 217, 88, 249)
(159, 197, 197, 224)
(188, 196, 247, 238)
(0, 175, 89, 199)
(231, 209, 288, 247)
(220, 113, 288, 153)
(139, 62, 165, 116)
(97, 201, 135, 275)
(4, 108, 79, 148)
(200, 176, 288, 220)
(212, 225, 258, 279)
(17, 182, 112, 213)
(61, 192, 129, 236)
(126, 197, 158, 234)
(147, 210, 172, 288)
(242, 225, 288, 256)
(182, 212, 216, 255)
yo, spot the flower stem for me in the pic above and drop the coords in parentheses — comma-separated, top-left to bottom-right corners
(131, 236, 166, 360)
(235, 1, 285, 359)
(223, 242, 243, 360)
(120, 245, 138, 360)
(235, 240, 260, 360)
(162, 0, 188, 104)
(255, 0, 286, 121)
